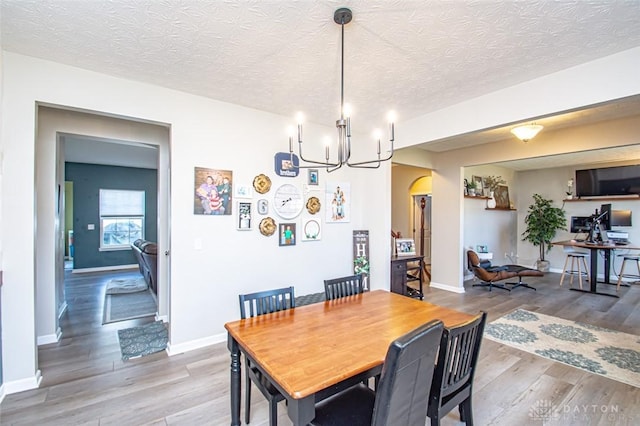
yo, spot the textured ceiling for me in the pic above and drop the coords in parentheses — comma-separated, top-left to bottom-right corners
(2, 0, 640, 167)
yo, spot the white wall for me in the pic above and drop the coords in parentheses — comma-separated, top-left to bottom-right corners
(0, 52, 390, 389)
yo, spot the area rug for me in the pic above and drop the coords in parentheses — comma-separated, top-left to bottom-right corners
(105, 277, 148, 294)
(485, 309, 640, 388)
(117, 321, 168, 360)
(296, 291, 325, 306)
(103, 288, 157, 324)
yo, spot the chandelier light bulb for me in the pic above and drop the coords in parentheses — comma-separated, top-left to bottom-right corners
(343, 103, 352, 118)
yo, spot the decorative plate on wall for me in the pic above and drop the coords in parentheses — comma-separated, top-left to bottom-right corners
(306, 196, 321, 214)
(253, 174, 272, 194)
(259, 217, 277, 236)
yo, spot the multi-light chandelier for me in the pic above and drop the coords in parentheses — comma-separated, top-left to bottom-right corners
(288, 8, 395, 172)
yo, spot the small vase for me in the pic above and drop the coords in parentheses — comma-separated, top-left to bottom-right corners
(468, 188, 476, 196)
(487, 191, 496, 208)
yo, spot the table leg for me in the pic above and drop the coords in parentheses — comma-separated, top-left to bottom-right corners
(287, 395, 315, 425)
(569, 247, 619, 297)
(228, 334, 241, 426)
(604, 250, 611, 284)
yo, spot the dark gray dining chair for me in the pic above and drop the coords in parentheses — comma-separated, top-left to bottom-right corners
(428, 311, 487, 426)
(324, 274, 364, 300)
(309, 320, 444, 426)
(238, 286, 295, 426)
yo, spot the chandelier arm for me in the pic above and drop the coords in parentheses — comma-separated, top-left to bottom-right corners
(293, 144, 340, 168)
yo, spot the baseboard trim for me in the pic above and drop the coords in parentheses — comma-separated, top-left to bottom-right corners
(38, 327, 62, 346)
(166, 332, 226, 356)
(156, 313, 168, 323)
(72, 264, 138, 274)
(429, 281, 466, 293)
(4, 370, 42, 394)
(0, 383, 5, 404)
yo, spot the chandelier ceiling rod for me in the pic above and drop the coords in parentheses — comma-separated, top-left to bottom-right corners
(288, 7, 395, 172)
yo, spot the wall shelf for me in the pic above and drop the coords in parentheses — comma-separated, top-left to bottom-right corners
(485, 207, 516, 211)
(464, 195, 489, 200)
(564, 196, 640, 202)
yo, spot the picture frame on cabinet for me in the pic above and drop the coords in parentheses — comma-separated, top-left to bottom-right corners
(395, 238, 416, 256)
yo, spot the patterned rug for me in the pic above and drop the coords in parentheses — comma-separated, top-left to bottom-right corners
(117, 321, 168, 360)
(485, 309, 640, 388)
(295, 291, 325, 306)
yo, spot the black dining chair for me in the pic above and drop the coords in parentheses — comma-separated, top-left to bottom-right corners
(309, 320, 444, 426)
(324, 274, 364, 300)
(238, 286, 295, 426)
(427, 311, 487, 426)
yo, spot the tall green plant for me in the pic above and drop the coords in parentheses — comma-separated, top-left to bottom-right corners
(521, 194, 567, 261)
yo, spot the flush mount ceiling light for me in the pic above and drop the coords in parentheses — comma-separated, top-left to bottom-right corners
(287, 7, 395, 172)
(510, 124, 544, 142)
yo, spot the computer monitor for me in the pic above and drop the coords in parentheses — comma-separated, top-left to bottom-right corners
(611, 209, 632, 227)
(570, 216, 591, 233)
(599, 203, 612, 230)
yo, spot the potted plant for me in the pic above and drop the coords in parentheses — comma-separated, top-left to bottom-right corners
(521, 193, 567, 271)
(483, 175, 506, 195)
(466, 180, 478, 196)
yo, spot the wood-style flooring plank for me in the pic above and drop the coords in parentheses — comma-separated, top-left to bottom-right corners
(1, 270, 639, 425)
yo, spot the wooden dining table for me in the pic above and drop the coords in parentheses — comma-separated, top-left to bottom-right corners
(224, 289, 473, 425)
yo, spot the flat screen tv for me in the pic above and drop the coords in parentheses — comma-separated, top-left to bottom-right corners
(575, 164, 640, 197)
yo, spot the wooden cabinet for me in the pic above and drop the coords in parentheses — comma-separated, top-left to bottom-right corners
(391, 255, 424, 300)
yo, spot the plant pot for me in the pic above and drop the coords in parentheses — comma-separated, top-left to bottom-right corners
(536, 259, 550, 272)
(468, 188, 476, 196)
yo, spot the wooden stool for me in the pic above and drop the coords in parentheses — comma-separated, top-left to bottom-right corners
(560, 252, 589, 289)
(617, 255, 640, 291)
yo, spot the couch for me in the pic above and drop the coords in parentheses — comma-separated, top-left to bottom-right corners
(132, 239, 158, 293)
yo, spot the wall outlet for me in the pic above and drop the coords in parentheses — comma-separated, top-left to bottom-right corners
(87, 224, 95, 230)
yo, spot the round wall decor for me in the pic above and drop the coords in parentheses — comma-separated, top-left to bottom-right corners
(306, 196, 321, 214)
(253, 174, 272, 194)
(259, 217, 277, 236)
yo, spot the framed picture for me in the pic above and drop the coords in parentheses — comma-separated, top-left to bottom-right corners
(472, 175, 484, 197)
(194, 167, 232, 215)
(476, 245, 488, 253)
(494, 184, 510, 209)
(396, 238, 416, 256)
(279, 223, 296, 246)
(325, 182, 350, 223)
(237, 201, 252, 230)
(301, 219, 321, 241)
(308, 169, 319, 186)
(234, 184, 252, 199)
(257, 199, 268, 215)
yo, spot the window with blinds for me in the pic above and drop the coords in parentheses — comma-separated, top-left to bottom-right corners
(99, 189, 145, 250)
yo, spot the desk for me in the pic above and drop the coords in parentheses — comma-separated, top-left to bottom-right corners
(225, 290, 472, 425)
(391, 255, 424, 299)
(552, 240, 640, 297)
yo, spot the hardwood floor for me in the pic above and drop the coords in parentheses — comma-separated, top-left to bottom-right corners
(1, 270, 639, 425)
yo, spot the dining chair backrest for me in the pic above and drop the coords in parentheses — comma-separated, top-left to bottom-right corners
(324, 274, 364, 300)
(428, 311, 487, 425)
(372, 319, 444, 426)
(238, 286, 295, 319)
